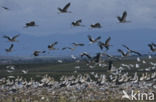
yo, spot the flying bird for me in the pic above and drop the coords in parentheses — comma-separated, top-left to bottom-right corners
(5, 44, 14, 52)
(80, 52, 92, 59)
(88, 35, 101, 44)
(72, 19, 83, 26)
(118, 49, 130, 57)
(1, 6, 9, 10)
(3, 34, 20, 42)
(62, 47, 75, 51)
(48, 41, 58, 50)
(122, 45, 141, 56)
(72, 43, 85, 47)
(148, 44, 156, 52)
(90, 22, 101, 28)
(33, 50, 46, 56)
(25, 21, 37, 27)
(58, 2, 71, 13)
(117, 11, 129, 23)
(98, 37, 111, 50)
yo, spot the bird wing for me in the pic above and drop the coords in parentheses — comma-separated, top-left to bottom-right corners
(98, 41, 104, 50)
(122, 44, 130, 51)
(76, 19, 82, 23)
(88, 35, 93, 42)
(3, 35, 11, 40)
(94, 36, 101, 42)
(131, 50, 142, 56)
(9, 44, 14, 50)
(121, 11, 127, 21)
(12, 34, 20, 40)
(81, 53, 91, 59)
(105, 37, 111, 45)
(52, 41, 58, 46)
(63, 2, 71, 11)
(118, 49, 125, 56)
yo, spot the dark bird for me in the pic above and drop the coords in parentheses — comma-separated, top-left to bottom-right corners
(25, 21, 37, 27)
(62, 47, 75, 51)
(80, 52, 92, 59)
(88, 35, 101, 44)
(92, 53, 102, 63)
(48, 41, 58, 50)
(98, 37, 112, 50)
(58, 2, 71, 13)
(72, 43, 84, 47)
(3, 34, 20, 42)
(117, 11, 128, 23)
(5, 44, 14, 52)
(151, 42, 156, 47)
(122, 45, 142, 56)
(90, 22, 101, 28)
(33, 50, 46, 56)
(72, 19, 83, 26)
(108, 60, 113, 70)
(2, 6, 9, 10)
(118, 49, 130, 57)
(148, 44, 156, 52)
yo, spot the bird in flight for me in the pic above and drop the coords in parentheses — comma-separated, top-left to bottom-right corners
(117, 11, 129, 23)
(58, 2, 71, 13)
(90, 22, 101, 28)
(25, 21, 37, 27)
(33, 50, 46, 56)
(88, 35, 101, 44)
(118, 49, 130, 57)
(62, 47, 75, 51)
(98, 37, 112, 50)
(3, 34, 20, 42)
(72, 19, 84, 27)
(148, 43, 156, 52)
(1, 6, 9, 10)
(72, 42, 85, 47)
(5, 44, 14, 52)
(48, 41, 58, 50)
(122, 45, 142, 56)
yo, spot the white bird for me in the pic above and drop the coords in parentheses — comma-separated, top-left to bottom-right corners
(121, 90, 131, 100)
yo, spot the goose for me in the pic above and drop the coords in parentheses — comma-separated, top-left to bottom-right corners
(72, 19, 83, 26)
(98, 36, 111, 50)
(148, 44, 156, 52)
(58, 2, 71, 13)
(117, 11, 129, 23)
(5, 44, 14, 52)
(3, 34, 20, 42)
(48, 41, 58, 50)
(80, 52, 92, 59)
(72, 42, 84, 47)
(122, 44, 142, 56)
(33, 50, 46, 56)
(25, 21, 37, 27)
(118, 49, 130, 57)
(62, 47, 75, 51)
(90, 22, 101, 28)
(88, 35, 101, 44)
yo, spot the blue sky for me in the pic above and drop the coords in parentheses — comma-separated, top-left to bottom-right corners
(0, 0, 156, 57)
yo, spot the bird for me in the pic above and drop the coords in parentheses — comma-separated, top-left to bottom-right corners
(3, 34, 20, 42)
(98, 36, 111, 50)
(90, 22, 101, 28)
(118, 49, 130, 57)
(88, 35, 101, 44)
(1, 6, 9, 10)
(117, 11, 129, 23)
(148, 44, 156, 52)
(48, 41, 58, 50)
(80, 52, 92, 59)
(72, 19, 83, 26)
(122, 45, 142, 56)
(5, 44, 14, 52)
(25, 21, 37, 27)
(33, 50, 46, 56)
(58, 2, 71, 13)
(108, 60, 113, 70)
(72, 43, 84, 47)
(62, 47, 75, 51)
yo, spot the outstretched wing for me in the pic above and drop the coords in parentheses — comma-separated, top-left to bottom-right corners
(131, 50, 142, 56)
(118, 49, 125, 56)
(63, 2, 71, 11)
(122, 44, 130, 51)
(94, 36, 101, 42)
(88, 35, 93, 42)
(105, 37, 111, 45)
(121, 11, 127, 21)
(12, 34, 20, 40)
(76, 19, 82, 23)
(9, 44, 14, 50)
(3, 35, 11, 40)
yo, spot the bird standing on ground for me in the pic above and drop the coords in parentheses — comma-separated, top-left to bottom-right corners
(5, 44, 14, 52)
(58, 2, 71, 13)
(3, 34, 20, 42)
(88, 35, 101, 44)
(117, 11, 129, 23)
(98, 37, 111, 50)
